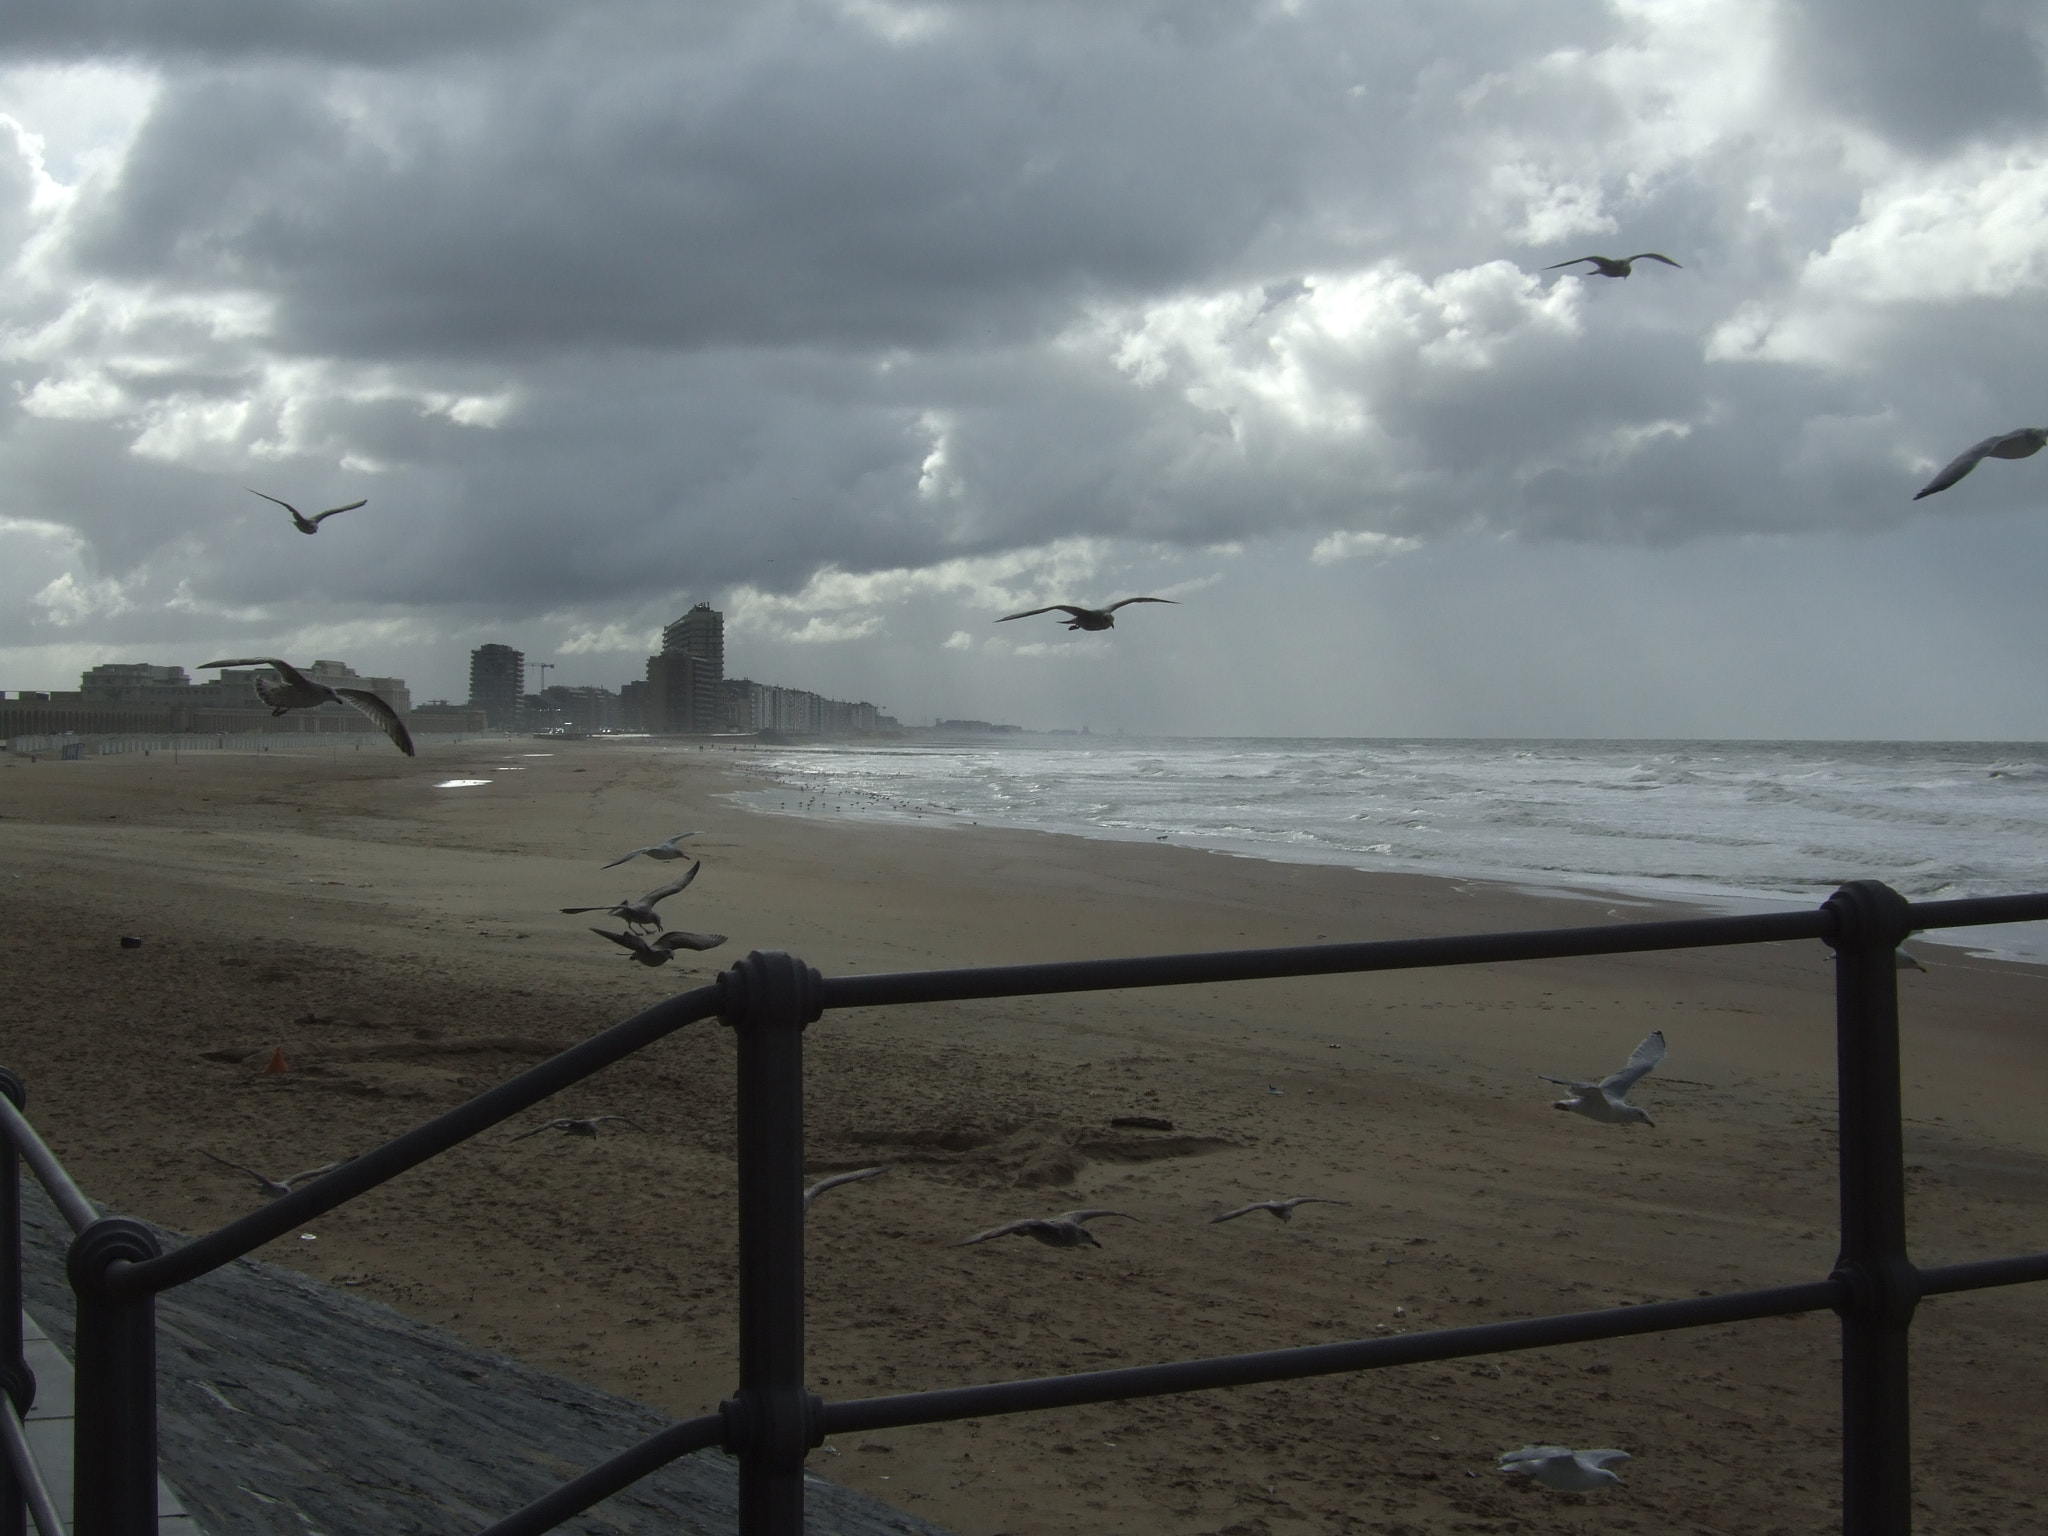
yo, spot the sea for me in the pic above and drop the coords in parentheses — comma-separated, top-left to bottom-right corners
(731, 737, 2048, 964)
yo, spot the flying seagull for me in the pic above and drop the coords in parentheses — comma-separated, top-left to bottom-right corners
(1544, 253, 1681, 278)
(1209, 1197, 1352, 1225)
(1540, 1030, 1665, 1127)
(996, 599, 1177, 632)
(510, 1115, 645, 1141)
(198, 658, 415, 756)
(248, 489, 367, 534)
(804, 1165, 891, 1210)
(201, 1149, 349, 1200)
(1498, 1445, 1631, 1492)
(952, 1209, 1136, 1249)
(591, 926, 727, 965)
(601, 831, 704, 869)
(560, 862, 700, 929)
(1912, 427, 2048, 500)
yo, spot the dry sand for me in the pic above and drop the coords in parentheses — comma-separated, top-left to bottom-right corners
(1, 737, 2044, 1535)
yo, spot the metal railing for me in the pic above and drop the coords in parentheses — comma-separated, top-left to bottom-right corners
(4, 878, 2047, 1536)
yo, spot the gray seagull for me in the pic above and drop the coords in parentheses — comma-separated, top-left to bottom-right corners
(1498, 1445, 1630, 1492)
(591, 926, 727, 964)
(202, 1149, 349, 1200)
(804, 1165, 891, 1210)
(1544, 253, 1681, 278)
(997, 598, 1177, 632)
(1912, 427, 2048, 500)
(1540, 1030, 1665, 1127)
(560, 862, 700, 929)
(510, 1115, 645, 1141)
(1210, 1196, 1352, 1224)
(602, 831, 704, 869)
(199, 658, 415, 756)
(248, 488, 367, 534)
(953, 1209, 1136, 1249)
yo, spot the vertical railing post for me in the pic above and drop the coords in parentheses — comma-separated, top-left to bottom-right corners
(0, 1070, 31, 1536)
(1824, 880, 1919, 1536)
(718, 952, 824, 1536)
(67, 1217, 162, 1536)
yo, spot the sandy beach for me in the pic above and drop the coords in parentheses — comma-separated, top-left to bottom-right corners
(2, 738, 2044, 1535)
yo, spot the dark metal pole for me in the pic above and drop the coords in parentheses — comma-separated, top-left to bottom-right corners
(718, 953, 823, 1536)
(0, 1070, 30, 1536)
(1824, 881, 1918, 1536)
(68, 1218, 162, 1536)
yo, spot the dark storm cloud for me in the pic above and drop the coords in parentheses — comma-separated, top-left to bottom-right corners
(1, 0, 560, 65)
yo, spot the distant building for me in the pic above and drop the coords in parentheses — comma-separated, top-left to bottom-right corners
(656, 603, 724, 733)
(80, 664, 192, 704)
(662, 603, 725, 680)
(469, 644, 524, 729)
(619, 679, 650, 732)
(542, 685, 621, 734)
(645, 650, 707, 734)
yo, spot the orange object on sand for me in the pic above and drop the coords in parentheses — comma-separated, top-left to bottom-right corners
(262, 1046, 289, 1074)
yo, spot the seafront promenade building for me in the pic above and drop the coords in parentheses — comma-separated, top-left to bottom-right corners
(468, 644, 524, 729)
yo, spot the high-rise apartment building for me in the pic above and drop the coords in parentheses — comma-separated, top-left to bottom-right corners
(662, 604, 724, 680)
(469, 644, 524, 729)
(657, 603, 724, 733)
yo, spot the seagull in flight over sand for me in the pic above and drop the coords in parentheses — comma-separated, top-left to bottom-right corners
(510, 1115, 645, 1141)
(199, 658, 415, 756)
(591, 926, 727, 964)
(248, 489, 367, 535)
(601, 831, 703, 869)
(1540, 1030, 1665, 1127)
(997, 598, 1177, 632)
(1499, 1446, 1630, 1491)
(804, 1165, 891, 1210)
(1911, 427, 2048, 500)
(953, 1209, 1136, 1249)
(201, 1149, 350, 1200)
(1544, 253, 1681, 279)
(560, 862, 700, 929)
(1209, 1197, 1352, 1225)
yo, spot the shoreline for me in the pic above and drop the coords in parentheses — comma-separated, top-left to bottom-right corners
(3, 739, 2045, 1534)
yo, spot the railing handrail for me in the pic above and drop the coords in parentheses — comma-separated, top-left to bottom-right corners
(0, 1097, 95, 1235)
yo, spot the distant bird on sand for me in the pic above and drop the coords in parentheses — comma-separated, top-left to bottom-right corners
(591, 926, 727, 964)
(1896, 946, 1927, 972)
(511, 1115, 644, 1141)
(560, 862, 699, 929)
(198, 658, 414, 756)
(201, 1149, 348, 1199)
(248, 488, 366, 534)
(1541, 1030, 1665, 1127)
(601, 831, 703, 869)
(804, 1166, 891, 1210)
(997, 598, 1177, 631)
(1210, 1197, 1351, 1225)
(1498, 1445, 1631, 1492)
(1544, 253, 1681, 278)
(1911, 427, 2048, 500)
(953, 1209, 1135, 1249)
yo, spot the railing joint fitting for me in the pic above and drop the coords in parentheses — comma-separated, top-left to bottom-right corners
(66, 1216, 162, 1304)
(1829, 1256, 1921, 1330)
(1821, 880, 1914, 955)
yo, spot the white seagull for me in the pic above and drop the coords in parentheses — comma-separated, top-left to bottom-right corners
(1540, 1030, 1665, 1127)
(1544, 253, 1681, 279)
(248, 488, 366, 534)
(201, 1149, 349, 1200)
(510, 1115, 645, 1141)
(602, 831, 704, 869)
(199, 658, 415, 756)
(952, 1209, 1135, 1249)
(804, 1165, 891, 1210)
(1210, 1197, 1351, 1224)
(996, 598, 1176, 632)
(560, 862, 700, 929)
(1498, 1445, 1630, 1492)
(591, 926, 727, 965)
(1913, 427, 2048, 500)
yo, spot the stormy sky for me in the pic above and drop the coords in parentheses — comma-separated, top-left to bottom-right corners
(5, 0, 2048, 736)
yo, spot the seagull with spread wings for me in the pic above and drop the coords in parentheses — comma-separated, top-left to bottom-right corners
(1209, 1196, 1351, 1225)
(201, 1149, 350, 1200)
(952, 1209, 1136, 1249)
(1912, 427, 2048, 500)
(1498, 1446, 1631, 1492)
(997, 598, 1176, 632)
(1540, 1030, 1665, 1127)
(510, 1115, 645, 1141)
(560, 862, 701, 929)
(1544, 253, 1682, 278)
(590, 926, 727, 965)
(804, 1166, 891, 1210)
(198, 658, 415, 756)
(601, 831, 703, 869)
(248, 489, 366, 534)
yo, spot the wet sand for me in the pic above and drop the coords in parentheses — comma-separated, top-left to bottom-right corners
(1, 738, 2044, 1535)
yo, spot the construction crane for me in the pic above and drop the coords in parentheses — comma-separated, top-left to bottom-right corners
(535, 662, 555, 691)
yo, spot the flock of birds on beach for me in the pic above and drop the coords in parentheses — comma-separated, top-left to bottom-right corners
(183, 248, 2012, 1504)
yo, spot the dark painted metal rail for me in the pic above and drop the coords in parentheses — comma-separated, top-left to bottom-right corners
(4, 880, 2047, 1536)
